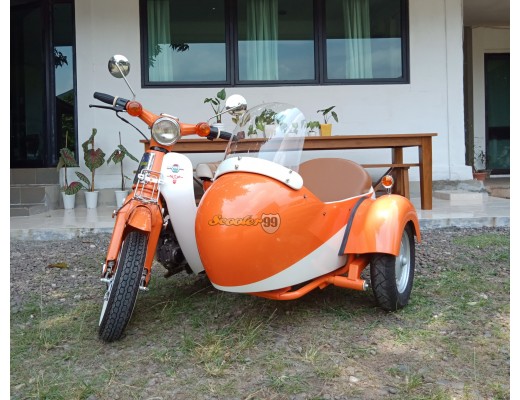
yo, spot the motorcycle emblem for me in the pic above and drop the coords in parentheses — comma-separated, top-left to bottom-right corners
(167, 164, 184, 184)
(260, 213, 281, 234)
(169, 164, 183, 173)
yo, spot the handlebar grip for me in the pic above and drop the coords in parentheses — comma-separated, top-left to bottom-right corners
(93, 92, 129, 108)
(207, 126, 234, 141)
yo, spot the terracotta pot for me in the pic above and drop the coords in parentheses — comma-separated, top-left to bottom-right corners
(472, 171, 489, 181)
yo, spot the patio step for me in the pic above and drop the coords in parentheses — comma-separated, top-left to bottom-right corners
(10, 168, 60, 216)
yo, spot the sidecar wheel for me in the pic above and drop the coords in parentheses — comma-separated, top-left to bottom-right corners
(99, 231, 147, 342)
(370, 225, 415, 311)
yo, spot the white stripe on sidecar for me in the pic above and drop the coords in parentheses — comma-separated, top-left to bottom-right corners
(210, 225, 348, 293)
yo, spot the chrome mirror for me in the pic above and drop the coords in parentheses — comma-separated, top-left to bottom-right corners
(107, 55, 135, 99)
(108, 55, 130, 78)
(225, 94, 247, 116)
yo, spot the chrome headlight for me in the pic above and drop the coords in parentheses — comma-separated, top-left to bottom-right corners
(151, 117, 181, 146)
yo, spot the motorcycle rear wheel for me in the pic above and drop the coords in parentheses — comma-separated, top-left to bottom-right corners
(99, 230, 147, 342)
(369, 224, 415, 311)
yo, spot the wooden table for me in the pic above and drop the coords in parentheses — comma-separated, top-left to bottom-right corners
(147, 133, 437, 210)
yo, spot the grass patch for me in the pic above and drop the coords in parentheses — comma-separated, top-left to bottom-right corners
(11, 229, 510, 399)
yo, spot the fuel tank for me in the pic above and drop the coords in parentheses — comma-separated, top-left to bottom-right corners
(195, 172, 362, 293)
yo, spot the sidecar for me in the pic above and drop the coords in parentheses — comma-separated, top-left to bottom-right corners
(195, 103, 421, 311)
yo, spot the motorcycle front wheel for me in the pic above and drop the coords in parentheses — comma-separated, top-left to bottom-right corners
(369, 224, 415, 311)
(99, 230, 147, 342)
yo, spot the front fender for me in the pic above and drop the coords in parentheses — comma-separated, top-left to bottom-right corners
(127, 205, 154, 232)
(342, 194, 421, 256)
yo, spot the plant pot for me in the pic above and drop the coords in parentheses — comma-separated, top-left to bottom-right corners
(115, 190, 129, 208)
(62, 193, 76, 209)
(473, 171, 490, 181)
(320, 124, 332, 136)
(85, 190, 99, 209)
(307, 130, 319, 137)
(264, 124, 276, 138)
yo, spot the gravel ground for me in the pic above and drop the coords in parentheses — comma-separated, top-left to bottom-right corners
(10, 227, 509, 312)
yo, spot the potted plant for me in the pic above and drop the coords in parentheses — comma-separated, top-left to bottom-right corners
(317, 106, 339, 136)
(306, 120, 321, 136)
(255, 108, 277, 138)
(76, 128, 106, 208)
(57, 131, 83, 209)
(107, 131, 139, 208)
(472, 147, 490, 181)
(204, 88, 226, 127)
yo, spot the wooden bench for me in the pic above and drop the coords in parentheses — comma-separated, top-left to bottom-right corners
(141, 133, 437, 209)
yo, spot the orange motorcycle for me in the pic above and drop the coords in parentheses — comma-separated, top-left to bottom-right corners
(93, 55, 421, 342)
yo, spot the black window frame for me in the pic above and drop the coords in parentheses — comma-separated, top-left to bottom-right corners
(139, 0, 409, 88)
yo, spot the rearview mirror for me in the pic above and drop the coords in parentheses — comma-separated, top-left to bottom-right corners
(108, 55, 130, 78)
(225, 94, 247, 117)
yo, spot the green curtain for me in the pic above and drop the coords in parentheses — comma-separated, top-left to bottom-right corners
(343, 0, 373, 79)
(246, 0, 279, 80)
(147, 0, 173, 81)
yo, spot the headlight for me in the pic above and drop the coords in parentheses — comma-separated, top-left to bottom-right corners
(151, 117, 181, 146)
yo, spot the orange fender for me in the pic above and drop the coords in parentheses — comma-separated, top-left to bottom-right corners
(341, 194, 421, 256)
(128, 205, 153, 232)
(104, 201, 163, 285)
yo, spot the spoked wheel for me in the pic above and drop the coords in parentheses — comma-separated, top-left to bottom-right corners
(99, 230, 147, 342)
(370, 224, 415, 311)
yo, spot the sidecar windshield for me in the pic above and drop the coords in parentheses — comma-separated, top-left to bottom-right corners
(224, 102, 307, 172)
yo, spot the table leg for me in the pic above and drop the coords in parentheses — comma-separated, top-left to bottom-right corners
(419, 138, 433, 210)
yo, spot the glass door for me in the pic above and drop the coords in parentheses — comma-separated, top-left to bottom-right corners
(10, 0, 76, 168)
(485, 53, 510, 174)
(11, 1, 46, 167)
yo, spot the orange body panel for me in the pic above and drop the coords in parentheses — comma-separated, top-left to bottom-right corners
(343, 194, 421, 256)
(195, 173, 363, 287)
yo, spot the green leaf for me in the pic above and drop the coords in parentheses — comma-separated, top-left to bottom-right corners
(107, 149, 124, 165)
(82, 128, 97, 154)
(216, 88, 226, 100)
(119, 145, 139, 162)
(59, 148, 78, 168)
(75, 171, 91, 187)
(84, 148, 106, 171)
(63, 181, 83, 195)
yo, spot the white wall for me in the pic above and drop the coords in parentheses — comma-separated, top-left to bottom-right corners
(75, 0, 472, 189)
(471, 26, 510, 157)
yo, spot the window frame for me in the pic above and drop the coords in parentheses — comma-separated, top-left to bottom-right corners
(139, 0, 409, 88)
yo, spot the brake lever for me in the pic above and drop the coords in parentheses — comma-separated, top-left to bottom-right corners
(89, 104, 126, 112)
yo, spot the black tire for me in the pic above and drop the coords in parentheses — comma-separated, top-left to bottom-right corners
(99, 230, 147, 342)
(370, 224, 415, 311)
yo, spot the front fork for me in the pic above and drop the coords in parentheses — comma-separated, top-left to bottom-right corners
(101, 169, 166, 289)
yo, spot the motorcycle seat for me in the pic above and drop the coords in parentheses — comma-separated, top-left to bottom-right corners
(195, 162, 221, 181)
(298, 158, 372, 202)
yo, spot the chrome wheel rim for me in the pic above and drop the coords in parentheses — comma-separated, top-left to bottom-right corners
(395, 230, 411, 293)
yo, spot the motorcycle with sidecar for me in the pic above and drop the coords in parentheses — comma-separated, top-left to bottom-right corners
(92, 55, 421, 342)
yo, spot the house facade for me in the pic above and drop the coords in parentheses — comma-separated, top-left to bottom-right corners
(11, 0, 510, 190)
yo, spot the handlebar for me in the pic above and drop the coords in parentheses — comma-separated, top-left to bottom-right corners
(91, 91, 235, 143)
(207, 126, 234, 141)
(93, 92, 130, 108)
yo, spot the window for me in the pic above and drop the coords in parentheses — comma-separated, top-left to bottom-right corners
(140, 0, 408, 86)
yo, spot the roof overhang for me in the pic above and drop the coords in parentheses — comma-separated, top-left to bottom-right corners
(463, 0, 510, 27)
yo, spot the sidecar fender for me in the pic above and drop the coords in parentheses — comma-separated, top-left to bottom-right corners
(341, 195, 421, 257)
